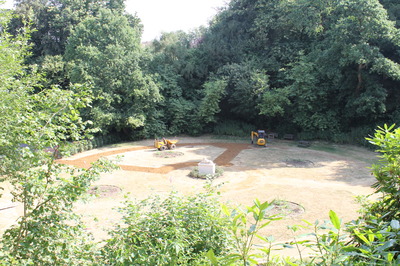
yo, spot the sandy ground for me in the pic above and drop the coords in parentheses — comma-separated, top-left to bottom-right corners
(1, 136, 378, 258)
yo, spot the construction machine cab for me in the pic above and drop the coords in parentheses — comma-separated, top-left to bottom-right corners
(257, 130, 265, 139)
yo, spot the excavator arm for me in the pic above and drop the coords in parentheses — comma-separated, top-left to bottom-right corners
(251, 131, 259, 144)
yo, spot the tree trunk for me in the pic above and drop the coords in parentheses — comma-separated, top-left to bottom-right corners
(355, 63, 365, 95)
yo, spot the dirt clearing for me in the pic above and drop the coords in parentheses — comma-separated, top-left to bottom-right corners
(1, 137, 378, 257)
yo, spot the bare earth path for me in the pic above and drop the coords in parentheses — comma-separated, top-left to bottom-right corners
(1, 136, 378, 257)
(57, 142, 250, 172)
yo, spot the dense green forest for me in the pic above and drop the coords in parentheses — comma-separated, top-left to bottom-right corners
(4, 0, 400, 143)
(1, 0, 400, 264)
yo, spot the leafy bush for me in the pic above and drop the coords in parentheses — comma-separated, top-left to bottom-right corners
(100, 192, 232, 265)
(285, 211, 353, 265)
(218, 199, 283, 265)
(364, 124, 400, 222)
(340, 124, 400, 263)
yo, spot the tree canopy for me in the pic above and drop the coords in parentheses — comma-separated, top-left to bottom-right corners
(3, 0, 399, 141)
(65, 8, 160, 136)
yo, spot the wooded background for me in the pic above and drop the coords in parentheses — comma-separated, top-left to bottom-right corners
(5, 0, 400, 144)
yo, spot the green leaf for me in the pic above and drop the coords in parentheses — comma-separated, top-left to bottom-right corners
(329, 210, 341, 230)
(248, 224, 256, 233)
(282, 243, 294, 248)
(258, 221, 272, 230)
(254, 198, 261, 208)
(205, 249, 218, 265)
(248, 257, 260, 264)
(378, 239, 397, 251)
(221, 204, 230, 217)
(387, 252, 394, 262)
(260, 201, 271, 211)
(353, 230, 371, 246)
(390, 220, 400, 230)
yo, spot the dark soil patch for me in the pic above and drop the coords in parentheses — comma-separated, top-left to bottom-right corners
(153, 151, 184, 158)
(88, 185, 121, 198)
(268, 200, 305, 218)
(284, 159, 315, 168)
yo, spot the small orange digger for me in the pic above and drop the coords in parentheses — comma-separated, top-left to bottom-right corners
(251, 130, 267, 146)
(154, 138, 179, 151)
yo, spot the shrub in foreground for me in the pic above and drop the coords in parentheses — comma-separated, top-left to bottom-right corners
(100, 192, 232, 265)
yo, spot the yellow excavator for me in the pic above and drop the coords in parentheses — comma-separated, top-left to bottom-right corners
(251, 130, 266, 146)
(154, 138, 179, 151)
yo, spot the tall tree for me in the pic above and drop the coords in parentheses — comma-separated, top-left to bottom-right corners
(283, 0, 400, 132)
(380, 0, 400, 27)
(146, 31, 206, 135)
(65, 8, 161, 137)
(10, 0, 134, 89)
(12, 0, 127, 58)
(200, 0, 400, 135)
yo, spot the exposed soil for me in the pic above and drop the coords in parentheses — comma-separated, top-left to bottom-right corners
(1, 137, 378, 258)
(284, 159, 315, 167)
(153, 151, 184, 158)
(57, 142, 250, 174)
(88, 185, 122, 198)
(269, 200, 305, 218)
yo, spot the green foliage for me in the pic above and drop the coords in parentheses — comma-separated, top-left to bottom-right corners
(347, 216, 400, 264)
(381, 0, 400, 27)
(258, 87, 291, 118)
(67, 134, 125, 156)
(296, 126, 374, 147)
(0, 12, 117, 264)
(194, 0, 400, 139)
(37, 55, 69, 88)
(100, 192, 232, 265)
(12, 0, 124, 59)
(365, 124, 400, 221)
(207, 199, 283, 265)
(7, 0, 400, 142)
(213, 120, 255, 137)
(65, 8, 161, 136)
(146, 30, 209, 135)
(339, 124, 400, 264)
(0, 159, 116, 264)
(4, 0, 400, 263)
(198, 77, 227, 124)
(188, 166, 224, 179)
(212, 63, 269, 123)
(285, 0, 400, 133)
(164, 97, 198, 135)
(286, 211, 351, 265)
